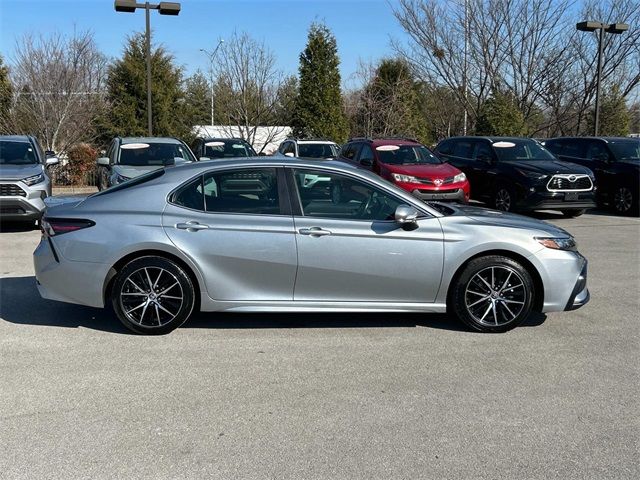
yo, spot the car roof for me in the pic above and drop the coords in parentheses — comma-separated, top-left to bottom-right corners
(548, 136, 639, 143)
(120, 137, 183, 144)
(444, 136, 536, 143)
(296, 140, 338, 145)
(370, 138, 421, 147)
(0, 135, 32, 143)
(201, 137, 249, 142)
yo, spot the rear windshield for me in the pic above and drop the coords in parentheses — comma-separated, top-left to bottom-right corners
(91, 169, 165, 197)
(491, 139, 556, 162)
(0, 140, 38, 165)
(298, 143, 339, 159)
(119, 142, 195, 166)
(203, 139, 257, 159)
(609, 140, 640, 162)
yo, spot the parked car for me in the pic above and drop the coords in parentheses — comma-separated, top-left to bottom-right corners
(543, 137, 639, 216)
(0, 135, 59, 224)
(338, 137, 470, 203)
(35, 158, 589, 335)
(434, 136, 596, 216)
(96, 137, 197, 190)
(275, 138, 340, 160)
(191, 137, 257, 160)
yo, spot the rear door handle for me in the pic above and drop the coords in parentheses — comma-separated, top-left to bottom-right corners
(299, 227, 332, 237)
(176, 221, 210, 231)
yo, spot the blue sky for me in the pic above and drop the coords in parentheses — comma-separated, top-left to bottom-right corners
(0, 0, 405, 87)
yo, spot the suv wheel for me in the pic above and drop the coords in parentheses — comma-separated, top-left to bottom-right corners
(111, 256, 196, 335)
(561, 209, 586, 218)
(449, 255, 534, 333)
(613, 185, 638, 216)
(493, 186, 515, 212)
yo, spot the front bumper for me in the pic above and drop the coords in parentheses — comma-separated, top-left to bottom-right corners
(564, 261, 590, 311)
(0, 197, 44, 220)
(517, 189, 596, 211)
(410, 187, 467, 202)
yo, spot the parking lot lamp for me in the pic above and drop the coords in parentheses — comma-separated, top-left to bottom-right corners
(114, 1, 181, 136)
(200, 39, 224, 127)
(576, 21, 629, 136)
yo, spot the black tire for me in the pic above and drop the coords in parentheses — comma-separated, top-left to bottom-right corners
(561, 209, 586, 218)
(611, 185, 639, 216)
(493, 185, 516, 212)
(111, 256, 195, 335)
(449, 255, 534, 333)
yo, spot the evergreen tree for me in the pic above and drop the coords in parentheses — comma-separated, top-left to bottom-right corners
(292, 23, 348, 142)
(588, 85, 630, 136)
(99, 33, 191, 143)
(183, 70, 211, 126)
(475, 91, 526, 136)
(0, 55, 13, 132)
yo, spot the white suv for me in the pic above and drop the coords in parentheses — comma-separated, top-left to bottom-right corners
(275, 138, 340, 160)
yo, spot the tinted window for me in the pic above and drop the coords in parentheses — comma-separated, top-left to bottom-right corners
(173, 176, 204, 210)
(473, 141, 493, 161)
(608, 140, 640, 162)
(341, 143, 359, 160)
(560, 140, 585, 159)
(436, 139, 453, 155)
(451, 140, 474, 158)
(282, 142, 295, 156)
(203, 168, 280, 215)
(359, 144, 374, 162)
(0, 141, 38, 165)
(292, 169, 403, 221)
(585, 141, 610, 161)
(119, 142, 196, 166)
(298, 143, 339, 159)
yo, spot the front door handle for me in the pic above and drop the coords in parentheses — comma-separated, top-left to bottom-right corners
(176, 221, 210, 231)
(299, 227, 332, 237)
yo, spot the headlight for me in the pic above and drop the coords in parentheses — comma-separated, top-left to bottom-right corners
(22, 173, 44, 186)
(453, 172, 467, 183)
(516, 169, 547, 181)
(115, 173, 130, 184)
(392, 173, 419, 183)
(535, 236, 577, 251)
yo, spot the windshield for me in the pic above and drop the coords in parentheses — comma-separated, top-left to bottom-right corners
(297, 143, 339, 159)
(608, 140, 640, 162)
(204, 139, 257, 158)
(376, 145, 442, 165)
(0, 141, 38, 165)
(118, 142, 196, 166)
(492, 139, 556, 162)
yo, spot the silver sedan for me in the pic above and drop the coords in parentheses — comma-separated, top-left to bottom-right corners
(34, 159, 589, 334)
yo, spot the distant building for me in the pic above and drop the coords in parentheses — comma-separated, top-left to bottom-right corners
(193, 125, 292, 155)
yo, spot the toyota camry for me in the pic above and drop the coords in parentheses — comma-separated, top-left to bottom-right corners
(34, 159, 589, 334)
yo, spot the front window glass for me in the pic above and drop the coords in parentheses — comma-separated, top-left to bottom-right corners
(293, 168, 403, 221)
(0, 141, 38, 165)
(491, 139, 556, 162)
(119, 142, 196, 166)
(203, 139, 256, 159)
(608, 140, 640, 162)
(297, 143, 339, 159)
(376, 145, 442, 165)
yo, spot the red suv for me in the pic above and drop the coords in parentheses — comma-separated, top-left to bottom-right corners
(339, 137, 470, 202)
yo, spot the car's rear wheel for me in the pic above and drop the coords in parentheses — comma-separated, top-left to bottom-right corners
(111, 256, 195, 335)
(612, 185, 638, 216)
(449, 255, 534, 333)
(561, 209, 586, 218)
(493, 185, 515, 212)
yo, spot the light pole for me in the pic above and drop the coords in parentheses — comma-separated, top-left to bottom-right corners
(576, 21, 629, 136)
(200, 39, 224, 127)
(114, 0, 181, 136)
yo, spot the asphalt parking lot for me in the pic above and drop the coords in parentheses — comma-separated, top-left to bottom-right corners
(0, 210, 638, 479)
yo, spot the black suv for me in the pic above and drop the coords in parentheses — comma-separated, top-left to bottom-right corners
(543, 137, 639, 216)
(191, 137, 257, 160)
(434, 136, 597, 216)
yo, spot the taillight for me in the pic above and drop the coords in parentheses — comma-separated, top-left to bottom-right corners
(41, 218, 95, 236)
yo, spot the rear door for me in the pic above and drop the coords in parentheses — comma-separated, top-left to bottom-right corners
(288, 167, 444, 303)
(162, 167, 297, 301)
(470, 139, 498, 197)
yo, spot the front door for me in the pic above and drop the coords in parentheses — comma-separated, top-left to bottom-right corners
(288, 168, 444, 303)
(162, 167, 297, 301)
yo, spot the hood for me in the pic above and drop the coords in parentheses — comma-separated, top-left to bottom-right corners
(506, 160, 592, 175)
(0, 163, 43, 181)
(112, 164, 164, 179)
(382, 162, 461, 178)
(454, 204, 571, 237)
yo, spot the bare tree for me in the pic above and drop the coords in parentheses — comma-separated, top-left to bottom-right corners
(5, 29, 108, 153)
(213, 32, 289, 153)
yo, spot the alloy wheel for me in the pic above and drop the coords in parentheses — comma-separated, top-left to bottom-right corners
(614, 186, 633, 213)
(119, 267, 184, 327)
(464, 266, 527, 327)
(495, 189, 512, 211)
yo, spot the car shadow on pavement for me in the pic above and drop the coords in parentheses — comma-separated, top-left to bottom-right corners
(0, 276, 546, 334)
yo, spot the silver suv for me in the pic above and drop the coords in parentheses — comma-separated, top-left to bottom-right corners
(0, 135, 59, 224)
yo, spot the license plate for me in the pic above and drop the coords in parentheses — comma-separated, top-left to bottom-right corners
(565, 192, 579, 201)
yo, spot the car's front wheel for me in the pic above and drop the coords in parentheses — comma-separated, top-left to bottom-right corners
(111, 256, 196, 334)
(449, 255, 534, 333)
(612, 185, 638, 216)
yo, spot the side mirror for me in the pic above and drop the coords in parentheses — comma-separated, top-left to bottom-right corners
(394, 204, 419, 227)
(97, 157, 110, 166)
(284, 152, 295, 157)
(45, 156, 59, 166)
(360, 158, 373, 167)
